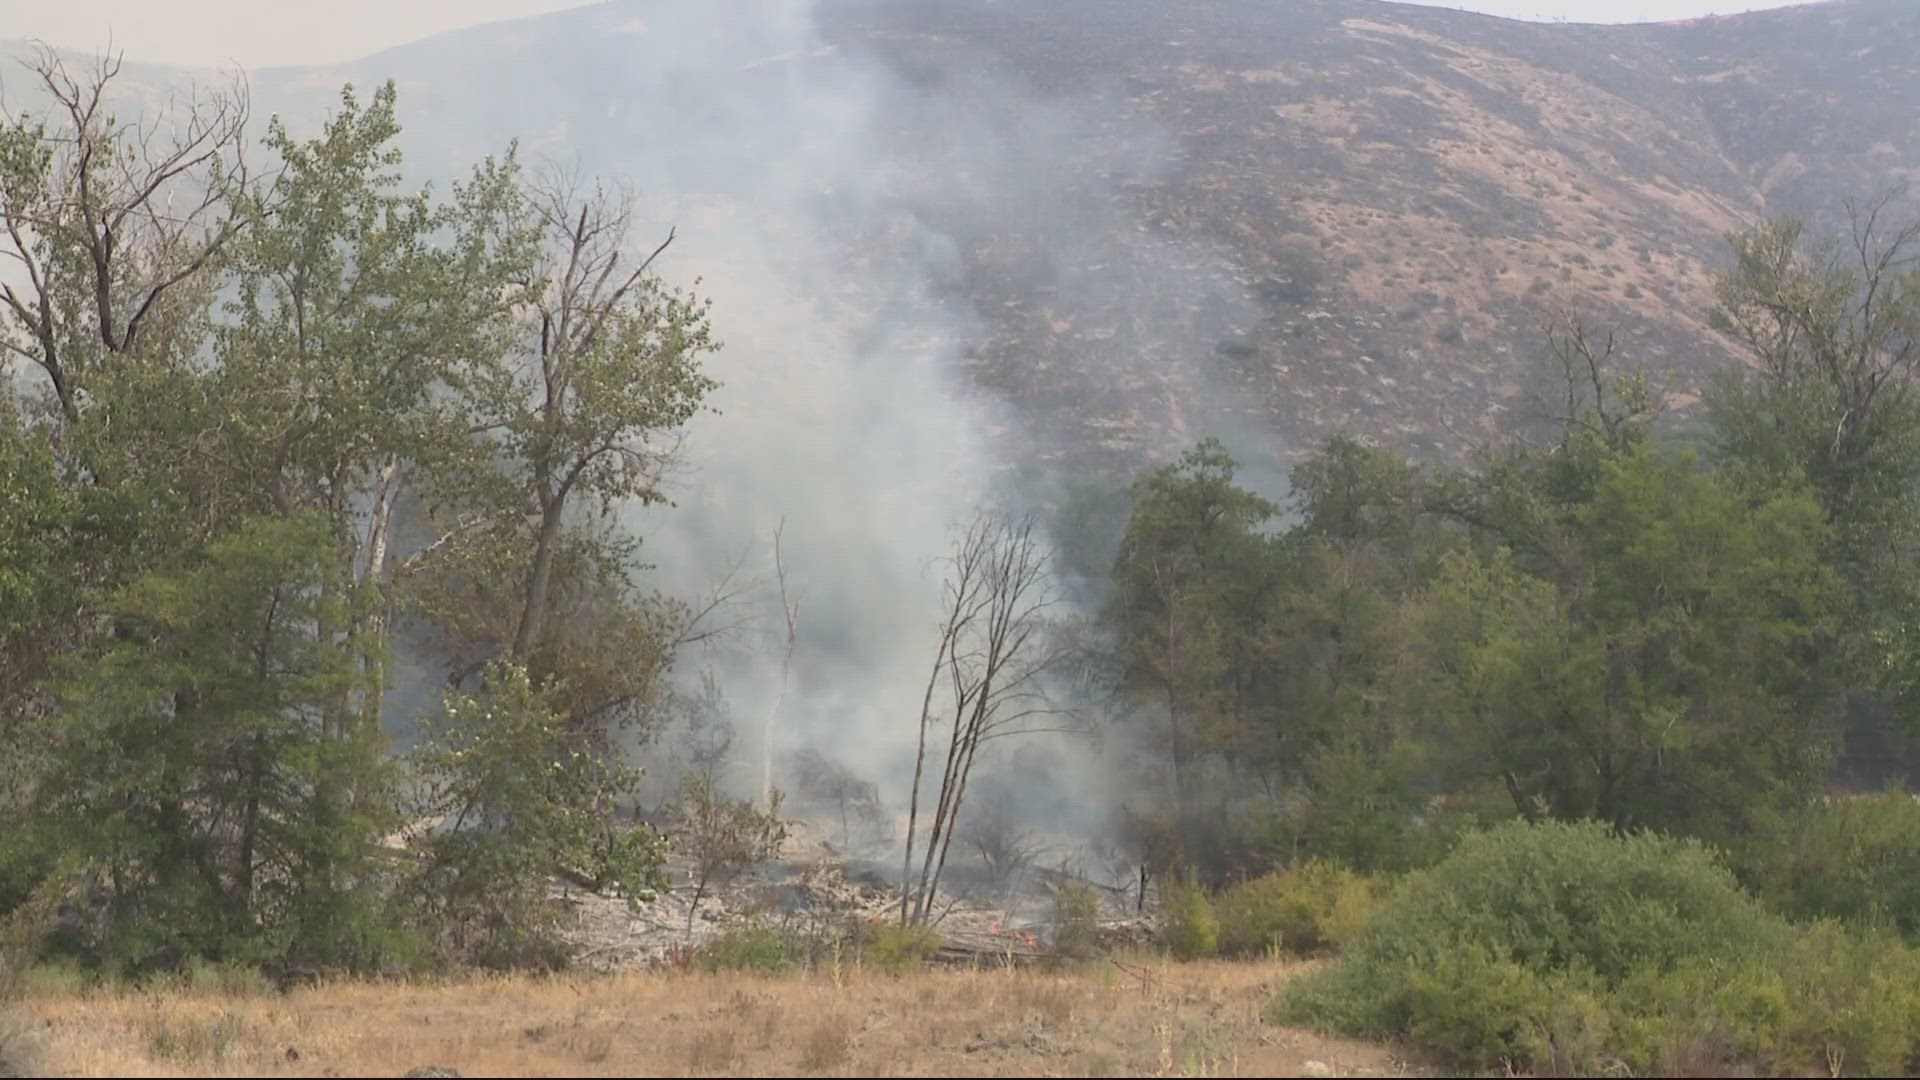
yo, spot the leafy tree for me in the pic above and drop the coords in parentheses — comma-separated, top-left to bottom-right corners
(408, 660, 667, 968)
(1409, 448, 1837, 836)
(1705, 202, 1920, 757)
(33, 515, 394, 968)
(0, 50, 247, 430)
(0, 56, 719, 977)
(1106, 439, 1278, 807)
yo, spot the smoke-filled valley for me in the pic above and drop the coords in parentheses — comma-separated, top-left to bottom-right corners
(10, 2, 1920, 1076)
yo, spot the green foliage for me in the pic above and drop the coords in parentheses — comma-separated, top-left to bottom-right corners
(696, 923, 818, 975)
(1214, 861, 1386, 958)
(1289, 915, 1920, 1077)
(1737, 791, 1920, 934)
(1705, 212, 1920, 758)
(0, 57, 716, 979)
(1107, 439, 1281, 799)
(1263, 743, 1459, 874)
(858, 923, 944, 974)
(1411, 447, 1838, 839)
(1049, 882, 1104, 960)
(1160, 875, 1219, 960)
(29, 515, 407, 971)
(408, 660, 667, 969)
(1275, 820, 1806, 1073)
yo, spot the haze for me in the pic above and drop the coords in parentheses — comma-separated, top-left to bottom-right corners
(2, 0, 1817, 69)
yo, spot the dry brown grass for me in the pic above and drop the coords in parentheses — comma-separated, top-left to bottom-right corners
(22, 957, 1419, 1078)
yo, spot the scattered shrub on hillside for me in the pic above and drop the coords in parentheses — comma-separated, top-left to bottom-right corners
(1161, 875, 1219, 960)
(1737, 790, 1920, 935)
(1215, 861, 1387, 958)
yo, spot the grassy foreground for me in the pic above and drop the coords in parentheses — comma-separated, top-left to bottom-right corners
(12, 957, 1414, 1078)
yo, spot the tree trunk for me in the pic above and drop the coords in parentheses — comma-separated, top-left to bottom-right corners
(514, 496, 568, 660)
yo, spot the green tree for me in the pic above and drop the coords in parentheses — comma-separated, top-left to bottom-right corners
(0, 56, 718, 976)
(1107, 439, 1278, 807)
(408, 660, 667, 968)
(32, 515, 393, 968)
(1410, 448, 1837, 836)
(1705, 203, 1920, 754)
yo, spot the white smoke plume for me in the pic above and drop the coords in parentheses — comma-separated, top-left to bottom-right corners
(222, 0, 1283, 827)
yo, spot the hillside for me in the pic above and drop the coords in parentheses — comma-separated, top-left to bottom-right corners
(808, 0, 1920, 462)
(8, 0, 1918, 472)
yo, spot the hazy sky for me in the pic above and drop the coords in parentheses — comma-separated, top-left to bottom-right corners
(0, 0, 1817, 69)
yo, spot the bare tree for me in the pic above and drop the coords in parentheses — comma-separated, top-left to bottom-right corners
(1537, 312, 1667, 452)
(762, 520, 800, 809)
(900, 509, 1074, 926)
(958, 801, 1042, 901)
(790, 748, 884, 848)
(672, 775, 787, 938)
(1712, 190, 1920, 467)
(0, 48, 251, 425)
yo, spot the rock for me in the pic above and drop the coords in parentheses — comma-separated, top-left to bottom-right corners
(403, 1067, 462, 1078)
(1299, 1060, 1333, 1078)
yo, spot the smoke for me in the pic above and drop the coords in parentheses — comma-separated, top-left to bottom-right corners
(250, 0, 1288, 829)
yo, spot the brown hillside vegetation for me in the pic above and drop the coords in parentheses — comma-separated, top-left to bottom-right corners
(19, 959, 1417, 1078)
(10, 0, 1917, 467)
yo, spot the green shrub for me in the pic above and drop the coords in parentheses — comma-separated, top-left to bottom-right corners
(1049, 883, 1103, 960)
(1275, 820, 1788, 1072)
(1401, 944, 1563, 1068)
(1161, 875, 1218, 960)
(1214, 861, 1387, 958)
(696, 924, 816, 974)
(1277, 820, 1920, 1075)
(1737, 791, 1920, 934)
(858, 924, 942, 974)
(1356, 819, 1777, 983)
(1775, 921, 1920, 1076)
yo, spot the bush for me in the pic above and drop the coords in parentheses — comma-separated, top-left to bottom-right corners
(1161, 875, 1218, 960)
(857, 924, 942, 974)
(1275, 820, 1788, 1072)
(1773, 921, 1920, 1075)
(1049, 882, 1103, 960)
(1278, 820, 1920, 1075)
(697, 924, 817, 974)
(1260, 743, 1493, 874)
(1214, 861, 1386, 958)
(1737, 791, 1920, 934)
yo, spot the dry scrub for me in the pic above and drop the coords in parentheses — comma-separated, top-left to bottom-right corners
(22, 958, 1416, 1077)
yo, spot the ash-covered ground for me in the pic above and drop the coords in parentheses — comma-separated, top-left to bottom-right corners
(563, 814, 1157, 972)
